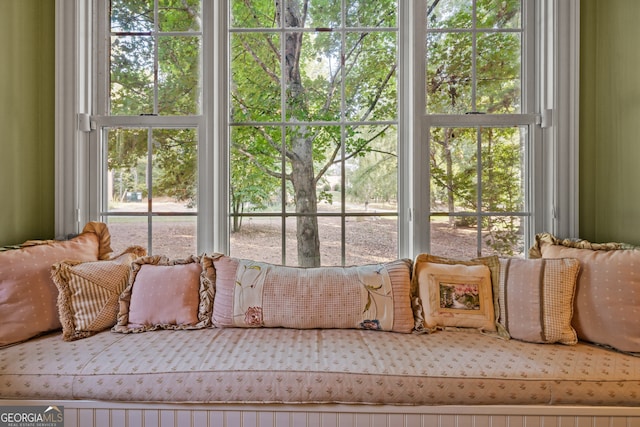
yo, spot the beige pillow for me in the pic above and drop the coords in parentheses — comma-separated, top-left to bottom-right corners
(412, 254, 501, 334)
(207, 254, 414, 333)
(52, 246, 147, 341)
(497, 257, 580, 344)
(112, 255, 214, 333)
(413, 255, 496, 332)
(0, 222, 112, 347)
(531, 233, 640, 353)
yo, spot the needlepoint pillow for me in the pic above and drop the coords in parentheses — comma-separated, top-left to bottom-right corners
(207, 254, 414, 333)
(0, 222, 112, 347)
(413, 254, 496, 332)
(113, 255, 214, 333)
(497, 257, 580, 345)
(52, 246, 147, 341)
(530, 233, 640, 354)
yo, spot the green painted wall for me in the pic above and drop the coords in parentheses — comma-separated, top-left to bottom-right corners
(0, 0, 55, 246)
(1, 1, 638, 246)
(580, 0, 640, 245)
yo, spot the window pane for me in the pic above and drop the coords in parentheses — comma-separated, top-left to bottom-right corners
(316, 216, 342, 266)
(283, 216, 348, 267)
(158, 0, 201, 32)
(104, 217, 149, 255)
(230, 33, 281, 122)
(345, 125, 397, 213)
(106, 128, 148, 206)
(151, 128, 198, 212)
(230, 126, 284, 215)
(229, 1, 398, 267)
(230, 216, 284, 262)
(345, 31, 397, 122)
(480, 127, 526, 213)
(345, 216, 397, 265)
(110, 2, 203, 116)
(430, 127, 477, 213)
(476, 33, 521, 113)
(158, 36, 201, 115)
(151, 216, 197, 258)
(430, 216, 480, 259)
(429, 125, 529, 257)
(286, 31, 341, 121)
(346, 0, 397, 28)
(111, 0, 153, 32)
(103, 127, 197, 256)
(285, 124, 338, 211)
(110, 35, 154, 115)
(296, 0, 341, 29)
(476, 0, 521, 29)
(427, 0, 472, 29)
(482, 215, 525, 257)
(230, 0, 278, 28)
(426, 32, 472, 114)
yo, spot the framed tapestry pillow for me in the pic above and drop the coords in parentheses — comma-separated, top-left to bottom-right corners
(414, 259, 495, 332)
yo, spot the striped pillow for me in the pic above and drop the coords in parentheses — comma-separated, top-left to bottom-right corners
(497, 258, 580, 344)
(52, 246, 146, 341)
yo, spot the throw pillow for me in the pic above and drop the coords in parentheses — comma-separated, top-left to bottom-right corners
(530, 233, 640, 354)
(413, 255, 496, 332)
(52, 246, 147, 341)
(207, 254, 414, 333)
(497, 257, 580, 344)
(112, 255, 214, 333)
(412, 254, 500, 334)
(0, 222, 112, 347)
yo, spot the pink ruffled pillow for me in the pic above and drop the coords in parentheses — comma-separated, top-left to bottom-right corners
(112, 255, 214, 333)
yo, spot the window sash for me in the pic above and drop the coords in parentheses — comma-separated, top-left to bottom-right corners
(54, 0, 580, 261)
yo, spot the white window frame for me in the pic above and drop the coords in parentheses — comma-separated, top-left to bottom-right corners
(55, 0, 579, 259)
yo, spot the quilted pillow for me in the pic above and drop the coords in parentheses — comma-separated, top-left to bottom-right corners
(52, 246, 147, 341)
(530, 233, 640, 353)
(497, 257, 580, 345)
(413, 254, 496, 332)
(0, 222, 112, 347)
(207, 254, 414, 333)
(112, 255, 214, 333)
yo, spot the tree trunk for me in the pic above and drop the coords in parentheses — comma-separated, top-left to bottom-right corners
(444, 128, 455, 227)
(276, 0, 321, 266)
(290, 125, 321, 266)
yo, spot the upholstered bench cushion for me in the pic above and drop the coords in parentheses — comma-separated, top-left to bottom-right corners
(1, 328, 639, 406)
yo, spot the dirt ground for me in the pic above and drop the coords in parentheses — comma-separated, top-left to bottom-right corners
(105, 198, 520, 264)
(106, 215, 503, 265)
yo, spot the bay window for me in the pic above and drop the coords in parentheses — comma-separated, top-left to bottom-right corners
(55, 0, 579, 265)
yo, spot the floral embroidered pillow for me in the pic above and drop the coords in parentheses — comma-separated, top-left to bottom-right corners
(206, 254, 414, 333)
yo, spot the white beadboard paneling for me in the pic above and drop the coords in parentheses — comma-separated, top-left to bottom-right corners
(3, 401, 640, 427)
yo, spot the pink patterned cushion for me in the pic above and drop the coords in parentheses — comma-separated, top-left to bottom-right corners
(113, 255, 214, 333)
(207, 254, 414, 333)
(0, 223, 110, 347)
(497, 257, 580, 344)
(531, 233, 640, 353)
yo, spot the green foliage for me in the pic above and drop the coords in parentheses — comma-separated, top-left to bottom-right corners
(108, 0, 201, 206)
(427, 0, 525, 255)
(106, 0, 527, 258)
